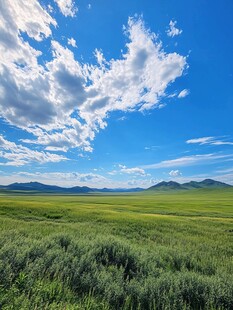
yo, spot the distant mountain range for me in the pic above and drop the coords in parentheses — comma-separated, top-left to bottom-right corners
(147, 179, 232, 191)
(0, 181, 144, 193)
(0, 179, 231, 194)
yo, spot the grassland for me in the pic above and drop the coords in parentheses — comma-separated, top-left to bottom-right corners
(0, 189, 233, 309)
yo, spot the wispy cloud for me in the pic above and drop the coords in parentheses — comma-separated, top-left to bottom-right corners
(178, 89, 189, 98)
(167, 20, 182, 37)
(0, 135, 67, 166)
(216, 167, 233, 174)
(144, 145, 160, 150)
(141, 153, 232, 169)
(210, 173, 233, 185)
(186, 136, 233, 146)
(117, 116, 127, 121)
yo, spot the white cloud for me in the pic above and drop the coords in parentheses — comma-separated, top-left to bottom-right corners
(0, 135, 67, 166)
(158, 103, 167, 109)
(54, 0, 77, 17)
(178, 89, 189, 98)
(144, 145, 159, 150)
(120, 165, 147, 176)
(6, 171, 107, 187)
(127, 178, 159, 187)
(48, 4, 54, 13)
(108, 164, 148, 176)
(212, 141, 233, 146)
(186, 136, 233, 146)
(0, 6, 187, 154)
(216, 167, 233, 174)
(0, 171, 157, 188)
(94, 48, 106, 65)
(167, 20, 182, 37)
(87, 4, 92, 10)
(169, 169, 182, 177)
(0, 0, 57, 42)
(67, 37, 77, 48)
(187, 137, 214, 145)
(141, 153, 233, 169)
(117, 116, 127, 121)
(210, 173, 233, 185)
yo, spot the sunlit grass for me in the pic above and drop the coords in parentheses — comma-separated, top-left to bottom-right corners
(0, 189, 233, 309)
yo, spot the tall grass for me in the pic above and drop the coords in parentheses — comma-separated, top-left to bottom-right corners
(0, 190, 232, 309)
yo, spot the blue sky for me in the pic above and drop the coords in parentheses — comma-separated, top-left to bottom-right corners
(0, 0, 233, 188)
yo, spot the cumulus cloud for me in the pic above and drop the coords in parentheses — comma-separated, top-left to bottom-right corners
(0, 3, 187, 155)
(108, 164, 148, 176)
(186, 136, 233, 146)
(0, 0, 56, 43)
(0, 135, 67, 166)
(54, 0, 77, 17)
(67, 37, 77, 48)
(118, 164, 147, 176)
(167, 20, 182, 37)
(169, 170, 182, 177)
(178, 89, 189, 98)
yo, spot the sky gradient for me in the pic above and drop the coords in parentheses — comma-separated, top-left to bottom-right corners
(0, 0, 233, 188)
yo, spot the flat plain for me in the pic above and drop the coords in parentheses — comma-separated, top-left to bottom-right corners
(0, 189, 233, 309)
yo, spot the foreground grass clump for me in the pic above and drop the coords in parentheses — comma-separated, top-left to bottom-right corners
(0, 190, 232, 309)
(0, 232, 232, 310)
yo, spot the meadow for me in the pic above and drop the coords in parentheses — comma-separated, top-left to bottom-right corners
(0, 189, 232, 309)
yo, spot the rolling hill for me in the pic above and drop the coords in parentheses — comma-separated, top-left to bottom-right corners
(147, 179, 232, 192)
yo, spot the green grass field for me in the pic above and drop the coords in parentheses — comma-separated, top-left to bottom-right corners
(0, 189, 233, 309)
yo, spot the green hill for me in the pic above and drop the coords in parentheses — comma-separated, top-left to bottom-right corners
(147, 179, 232, 192)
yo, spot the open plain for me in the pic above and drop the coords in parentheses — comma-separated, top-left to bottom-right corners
(0, 189, 232, 309)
